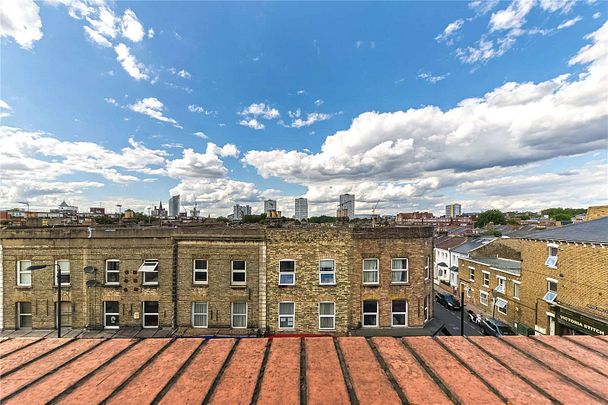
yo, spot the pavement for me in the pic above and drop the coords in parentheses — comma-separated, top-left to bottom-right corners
(433, 281, 483, 336)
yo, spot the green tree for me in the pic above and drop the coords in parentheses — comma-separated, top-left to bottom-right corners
(308, 215, 336, 223)
(475, 210, 506, 228)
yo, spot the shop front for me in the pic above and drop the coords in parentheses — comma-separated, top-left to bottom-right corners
(555, 306, 608, 336)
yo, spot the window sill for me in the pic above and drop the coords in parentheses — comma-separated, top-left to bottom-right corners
(104, 284, 121, 288)
(16, 285, 32, 289)
(546, 265, 558, 269)
(230, 284, 247, 289)
(141, 284, 159, 288)
(192, 283, 209, 287)
(390, 282, 409, 286)
(319, 283, 337, 286)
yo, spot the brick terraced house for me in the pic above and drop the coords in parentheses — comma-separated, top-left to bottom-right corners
(0, 224, 434, 336)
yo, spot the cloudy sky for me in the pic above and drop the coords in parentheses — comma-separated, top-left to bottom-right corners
(1, 0, 607, 217)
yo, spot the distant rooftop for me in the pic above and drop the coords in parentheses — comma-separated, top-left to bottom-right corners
(522, 217, 608, 244)
(0, 336, 606, 404)
(434, 236, 468, 250)
(452, 237, 495, 254)
(468, 257, 522, 275)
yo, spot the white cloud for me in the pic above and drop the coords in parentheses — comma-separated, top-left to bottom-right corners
(314, 99, 324, 106)
(0, 100, 13, 118)
(435, 19, 464, 44)
(489, 0, 535, 32)
(0, 0, 43, 49)
(129, 97, 180, 127)
(297, 90, 306, 95)
(288, 109, 301, 118)
(169, 67, 191, 79)
(593, 12, 601, 19)
(469, 0, 500, 15)
(86, 6, 118, 39)
(194, 131, 209, 139)
(290, 112, 332, 128)
(114, 43, 150, 80)
(417, 72, 450, 83)
(120, 9, 145, 42)
(188, 104, 216, 115)
(557, 16, 582, 30)
(166, 142, 239, 183)
(240, 103, 280, 120)
(539, 0, 577, 13)
(148, 28, 155, 38)
(161, 143, 183, 149)
(104, 97, 118, 106)
(164, 82, 193, 94)
(239, 118, 265, 130)
(355, 40, 376, 49)
(83, 25, 112, 47)
(242, 23, 608, 207)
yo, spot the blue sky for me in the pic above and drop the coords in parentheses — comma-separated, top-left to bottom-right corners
(1, 0, 607, 217)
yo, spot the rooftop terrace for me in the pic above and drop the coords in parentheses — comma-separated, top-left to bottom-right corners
(0, 335, 606, 404)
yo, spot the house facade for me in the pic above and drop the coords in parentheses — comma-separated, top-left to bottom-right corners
(1, 224, 434, 336)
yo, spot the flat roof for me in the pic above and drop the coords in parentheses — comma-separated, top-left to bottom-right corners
(0, 335, 606, 404)
(466, 257, 522, 275)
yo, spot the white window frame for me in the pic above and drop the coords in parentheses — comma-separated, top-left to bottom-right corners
(468, 266, 475, 282)
(391, 300, 408, 327)
(319, 259, 336, 285)
(278, 301, 296, 329)
(495, 276, 506, 294)
(480, 290, 489, 306)
(545, 243, 558, 268)
(318, 302, 335, 330)
(142, 301, 159, 328)
(482, 271, 490, 288)
(17, 260, 32, 287)
(495, 298, 508, 315)
(231, 260, 247, 286)
(104, 301, 120, 329)
(391, 258, 409, 284)
(54, 260, 71, 286)
(17, 302, 32, 329)
(424, 295, 430, 322)
(543, 278, 558, 303)
(56, 301, 73, 327)
(513, 281, 521, 300)
(105, 259, 120, 285)
(425, 255, 431, 280)
(279, 259, 296, 286)
(192, 301, 208, 328)
(192, 259, 208, 285)
(363, 258, 380, 285)
(231, 302, 248, 329)
(139, 259, 159, 286)
(362, 300, 379, 327)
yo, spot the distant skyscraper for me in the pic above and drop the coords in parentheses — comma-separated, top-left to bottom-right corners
(445, 203, 462, 218)
(169, 195, 180, 217)
(233, 204, 252, 220)
(339, 194, 355, 218)
(264, 199, 277, 212)
(295, 198, 308, 220)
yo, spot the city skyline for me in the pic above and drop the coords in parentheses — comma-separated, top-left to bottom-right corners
(1, 1, 607, 217)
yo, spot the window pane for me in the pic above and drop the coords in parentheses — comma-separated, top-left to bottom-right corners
(144, 315, 159, 327)
(320, 317, 334, 329)
(319, 303, 334, 316)
(105, 301, 119, 313)
(280, 316, 294, 328)
(363, 271, 378, 283)
(107, 272, 120, 283)
(106, 314, 119, 327)
(232, 272, 246, 283)
(392, 271, 407, 283)
(232, 261, 246, 270)
(20, 271, 32, 285)
(107, 261, 119, 271)
(363, 259, 378, 270)
(392, 314, 406, 326)
(144, 301, 159, 313)
(363, 314, 377, 325)
(145, 272, 159, 284)
(193, 302, 207, 314)
(279, 302, 294, 315)
(363, 300, 377, 312)
(233, 314, 246, 327)
(19, 302, 32, 314)
(194, 314, 208, 326)
(320, 273, 335, 284)
(280, 261, 295, 271)
(392, 300, 406, 312)
(280, 274, 294, 284)
(20, 315, 32, 328)
(391, 259, 407, 270)
(233, 302, 247, 315)
(194, 271, 207, 282)
(320, 260, 334, 271)
(194, 260, 207, 270)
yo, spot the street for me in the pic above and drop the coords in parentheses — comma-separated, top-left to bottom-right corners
(434, 301, 483, 336)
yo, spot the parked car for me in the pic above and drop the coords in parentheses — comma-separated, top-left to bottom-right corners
(481, 319, 517, 336)
(435, 292, 461, 310)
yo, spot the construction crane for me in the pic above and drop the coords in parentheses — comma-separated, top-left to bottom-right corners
(372, 200, 381, 227)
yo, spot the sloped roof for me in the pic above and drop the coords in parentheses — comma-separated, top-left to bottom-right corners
(0, 336, 606, 404)
(452, 237, 495, 254)
(522, 217, 608, 243)
(467, 257, 521, 275)
(434, 236, 467, 250)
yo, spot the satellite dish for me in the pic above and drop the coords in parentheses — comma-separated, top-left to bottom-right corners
(86, 280, 99, 287)
(83, 266, 96, 274)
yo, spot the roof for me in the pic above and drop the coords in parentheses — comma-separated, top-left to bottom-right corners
(466, 257, 522, 275)
(1, 335, 606, 404)
(522, 217, 608, 243)
(434, 236, 467, 250)
(452, 237, 495, 254)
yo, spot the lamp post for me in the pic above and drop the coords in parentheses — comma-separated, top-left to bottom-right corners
(26, 263, 63, 338)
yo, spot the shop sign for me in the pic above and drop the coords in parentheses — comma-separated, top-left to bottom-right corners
(557, 308, 607, 336)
